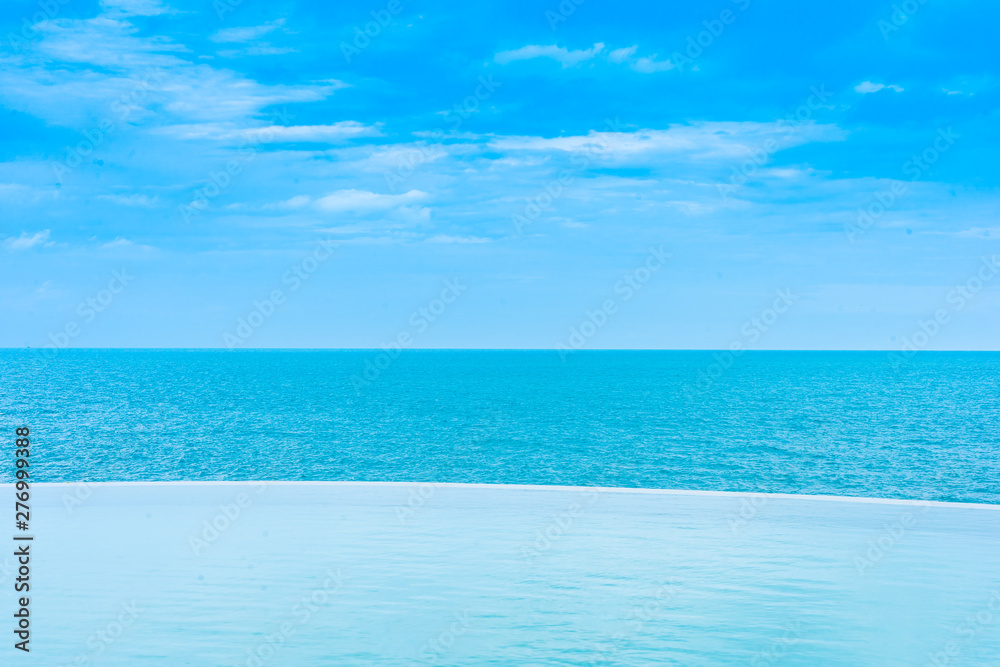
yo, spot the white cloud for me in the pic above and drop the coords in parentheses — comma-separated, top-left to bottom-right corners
(211, 19, 294, 58)
(211, 19, 286, 43)
(314, 189, 428, 213)
(98, 237, 156, 251)
(489, 122, 846, 163)
(165, 120, 376, 142)
(157, 76, 339, 125)
(664, 199, 716, 215)
(630, 55, 674, 73)
(263, 195, 312, 210)
(34, 17, 187, 68)
(955, 227, 996, 239)
(855, 81, 904, 94)
(608, 45, 637, 63)
(97, 193, 159, 207)
(426, 235, 491, 244)
(0, 17, 341, 128)
(101, 237, 133, 248)
(495, 42, 605, 67)
(217, 46, 298, 58)
(3, 230, 51, 251)
(258, 123, 381, 143)
(162, 120, 377, 143)
(496, 42, 673, 74)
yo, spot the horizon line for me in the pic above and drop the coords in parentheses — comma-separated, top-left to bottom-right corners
(7, 347, 1000, 352)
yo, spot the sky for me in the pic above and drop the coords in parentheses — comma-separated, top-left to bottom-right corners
(1, 0, 998, 350)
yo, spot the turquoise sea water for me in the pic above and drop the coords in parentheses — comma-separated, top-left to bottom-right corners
(1, 349, 998, 503)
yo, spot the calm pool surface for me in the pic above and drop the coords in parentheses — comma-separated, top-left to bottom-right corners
(15, 482, 1000, 666)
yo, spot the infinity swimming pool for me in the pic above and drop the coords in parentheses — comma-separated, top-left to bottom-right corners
(15, 482, 1000, 665)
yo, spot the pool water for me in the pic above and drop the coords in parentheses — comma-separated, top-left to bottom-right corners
(14, 482, 1000, 666)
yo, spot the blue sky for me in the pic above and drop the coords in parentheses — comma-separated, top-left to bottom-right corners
(1, 0, 998, 350)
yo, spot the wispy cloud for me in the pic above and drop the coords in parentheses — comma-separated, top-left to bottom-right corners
(263, 195, 312, 210)
(314, 189, 428, 213)
(854, 81, 904, 93)
(256, 123, 380, 143)
(489, 122, 846, 162)
(211, 19, 287, 43)
(426, 234, 491, 244)
(3, 230, 51, 251)
(210, 18, 294, 57)
(0, 15, 340, 128)
(496, 42, 672, 74)
(495, 42, 605, 67)
(608, 45, 637, 63)
(100, 237, 155, 251)
(217, 46, 298, 58)
(630, 55, 674, 73)
(97, 194, 159, 207)
(954, 227, 996, 238)
(163, 120, 378, 143)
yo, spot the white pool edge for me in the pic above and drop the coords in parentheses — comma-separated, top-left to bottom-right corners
(7, 480, 999, 510)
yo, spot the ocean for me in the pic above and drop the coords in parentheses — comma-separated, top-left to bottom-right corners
(2, 349, 997, 503)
